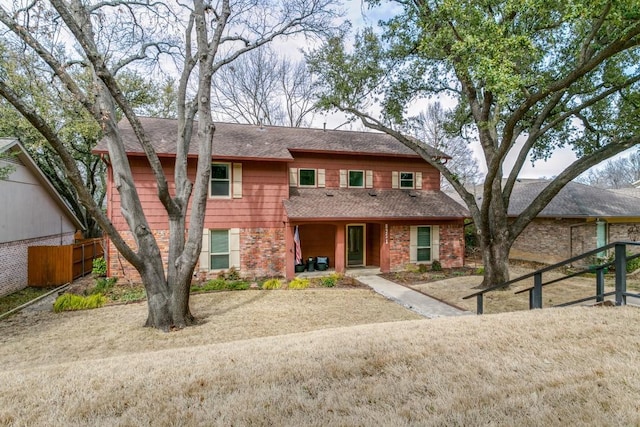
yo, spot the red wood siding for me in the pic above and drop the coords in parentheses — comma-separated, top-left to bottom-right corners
(108, 158, 287, 230)
(289, 153, 440, 190)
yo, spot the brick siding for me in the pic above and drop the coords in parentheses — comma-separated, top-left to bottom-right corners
(438, 224, 465, 268)
(239, 228, 286, 278)
(511, 219, 640, 266)
(389, 225, 410, 271)
(109, 228, 286, 283)
(0, 233, 75, 297)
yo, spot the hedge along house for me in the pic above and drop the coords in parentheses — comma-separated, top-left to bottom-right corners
(94, 117, 468, 282)
(454, 179, 640, 266)
(0, 138, 84, 296)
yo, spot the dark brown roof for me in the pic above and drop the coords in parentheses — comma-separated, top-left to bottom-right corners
(284, 188, 469, 220)
(449, 179, 640, 218)
(94, 117, 447, 160)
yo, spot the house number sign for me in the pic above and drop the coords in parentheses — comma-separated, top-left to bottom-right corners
(385, 224, 389, 245)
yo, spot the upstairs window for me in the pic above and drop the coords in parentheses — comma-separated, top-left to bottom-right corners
(400, 172, 414, 188)
(299, 169, 316, 187)
(349, 170, 364, 188)
(210, 163, 230, 197)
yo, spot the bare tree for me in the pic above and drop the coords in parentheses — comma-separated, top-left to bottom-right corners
(577, 151, 640, 188)
(0, 0, 340, 330)
(211, 45, 317, 127)
(409, 103, 482, 190)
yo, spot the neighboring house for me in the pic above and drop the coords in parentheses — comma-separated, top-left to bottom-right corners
(95, 117, 468, 281)
(453, 179, 640, 265)
(0, 139, 83, 296)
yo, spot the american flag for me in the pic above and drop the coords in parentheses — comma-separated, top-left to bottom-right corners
(294, 226, 302, 265)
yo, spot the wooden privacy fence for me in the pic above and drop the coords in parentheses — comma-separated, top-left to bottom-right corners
(28, 238, 104, 287)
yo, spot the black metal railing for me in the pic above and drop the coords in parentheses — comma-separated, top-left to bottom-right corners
(463, 242, 640, 314)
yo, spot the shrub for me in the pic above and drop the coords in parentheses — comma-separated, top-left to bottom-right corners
(288, 277, 310, 290)
(475, 267, 485, 275)
(431, 260, 442, 271)
(191, 279, 249, 292)
(320, 276, 336, 288)
(92, 257, 107, 277)
(226, 267, 241, 281)
(53, 293, 106, 312)
(627, 255, 640, 273)
(418, 263, 428, 273)
(90, 277, 117, 295)
(261, 278, 282, 290)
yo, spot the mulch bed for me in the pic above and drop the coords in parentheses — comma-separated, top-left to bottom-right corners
(380, 267, 480, 286)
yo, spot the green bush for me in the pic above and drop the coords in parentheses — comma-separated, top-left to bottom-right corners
(627, 255, 640, 273)
(90, 277, 117, 295)
(288, 277, 310, 290)
(191, 279, 249, 292)
(261, 278, 282, 290)
(92, 257, 107, 277)
(53, 293, 106, 312)
(431, 260, 442, 271)
(475, 267, 485, 275)
(320, 276, 336, 287)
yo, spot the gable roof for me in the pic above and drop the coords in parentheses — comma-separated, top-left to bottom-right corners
(449, 179, 640, 218)
(284, 188, 469, 220)
(0, 138, 84, 230)
(93, 117, 448, 161)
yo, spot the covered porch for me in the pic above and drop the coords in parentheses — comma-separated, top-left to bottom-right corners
(285, 222, 390, 279)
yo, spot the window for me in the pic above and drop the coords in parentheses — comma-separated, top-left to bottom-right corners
(348, 170, 364, 188)
(299, 169, 316, 187)
(210, 163, 230, 197)
(417, 226, 431, 262)
(400, 172, 414, 188)
(210, 230, 230, 270)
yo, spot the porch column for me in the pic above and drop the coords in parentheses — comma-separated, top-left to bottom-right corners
(285, 224, 295, 279)
(334, 225, 345, 273)
(380, 223, 390, 273)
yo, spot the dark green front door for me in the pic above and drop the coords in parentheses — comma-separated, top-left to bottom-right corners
(347, 225, 365, 267)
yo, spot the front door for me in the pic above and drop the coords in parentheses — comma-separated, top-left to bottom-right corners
(347, 224, 365, 267)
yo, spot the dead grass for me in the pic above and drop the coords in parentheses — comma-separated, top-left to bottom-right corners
(407, 265, 640, 314)
(0, 295, 639, 426)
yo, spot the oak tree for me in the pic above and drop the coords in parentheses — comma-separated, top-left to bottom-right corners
(0, 0, 340, 330)
(309, 0, 640, 286)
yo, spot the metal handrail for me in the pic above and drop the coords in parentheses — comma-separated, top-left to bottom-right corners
(463, 241, 640, 314)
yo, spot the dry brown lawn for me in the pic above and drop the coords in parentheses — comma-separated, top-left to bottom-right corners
(1, 288, 640, 426)
(410, 265, 640, 314)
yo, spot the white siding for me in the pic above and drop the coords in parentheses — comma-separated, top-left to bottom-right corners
(0, 160, 76, 244)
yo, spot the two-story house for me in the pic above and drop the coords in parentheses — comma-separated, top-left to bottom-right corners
(96, 117, 468, 281)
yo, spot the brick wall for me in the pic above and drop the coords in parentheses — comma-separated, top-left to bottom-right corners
(240, 228, 286, 278)
(389, 225, 410, 271)
(510, 218, 579, 264)
(0, 233, 75, 297)
(109, 228, 286, 283)
(438, 224, 465, 268)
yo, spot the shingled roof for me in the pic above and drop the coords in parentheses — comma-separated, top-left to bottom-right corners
(93, 117, 448, 160)
(449, 179, 640, 218)
(284, 188, 469, 220)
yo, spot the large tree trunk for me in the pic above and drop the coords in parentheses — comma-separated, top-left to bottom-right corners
(479, 236, 512, 288)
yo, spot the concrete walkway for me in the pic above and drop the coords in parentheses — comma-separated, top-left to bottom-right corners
(348, 270, 472, 318)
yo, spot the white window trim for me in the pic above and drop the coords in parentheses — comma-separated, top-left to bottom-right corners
(210, 162, 231, 199)
(400, 171, 415, 189)
(298, 168, 317, 188)
(348, 170, 365, 188)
